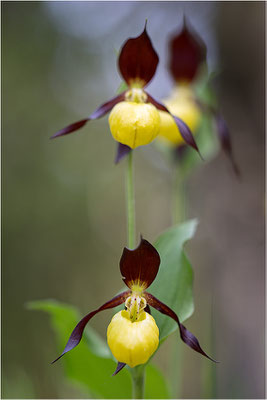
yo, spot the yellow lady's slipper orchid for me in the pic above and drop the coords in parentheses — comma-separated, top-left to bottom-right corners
(52, 238, 215, 376)
(51, 23, 200, 162)
(107, 309, 159, 368)
(109, 89, 160, 149)
(158, 85, 201, 146)
(162, 18, 239, 174)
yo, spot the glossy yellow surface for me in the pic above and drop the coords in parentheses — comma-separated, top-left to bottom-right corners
(108, 101, 160, 149)
(158, 85, 201, 146)
(107, 310, 159, 368)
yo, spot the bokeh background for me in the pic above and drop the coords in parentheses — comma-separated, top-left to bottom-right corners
(2, 1, 265, 398)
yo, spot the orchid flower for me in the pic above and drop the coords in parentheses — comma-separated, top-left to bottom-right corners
(52, 238, 216, 375)
(51, 23, 201, 164)
(158, 18, 239, 174)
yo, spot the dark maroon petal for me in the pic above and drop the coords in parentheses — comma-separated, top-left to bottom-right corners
(51, 291, 131, 363)
(51, 92, 126, 139)
(120, 238, 161, 290)
(115, 143, 132, 164)
(144, 304, 151, 315)
(195, 99, 239, 175)
(146, 93, 202, 157)
(88, 92, 126, 119)
(169, 17, 207, 82)
(118, 22, 159, 87)
(50, 119, 90, 139)
(214, 113, 240, 176)
(173, 115, 203, 160)
(112, 362, 126, 376)
(145, 94, 168, 113)
(145, 292, 217, 363)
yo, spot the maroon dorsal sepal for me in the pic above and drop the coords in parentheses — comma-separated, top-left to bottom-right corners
(169, 17, 207, 83)
(120, 238, 160, 290)
(118, 22, 159, 88)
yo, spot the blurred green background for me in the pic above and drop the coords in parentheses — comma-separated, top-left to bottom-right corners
(2, 1, 265, 398)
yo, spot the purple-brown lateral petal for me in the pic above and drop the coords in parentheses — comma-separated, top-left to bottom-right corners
(115, 143, 132, 164)
(118, 22, 159, 87)
(145, 292, 217, 363)
(120, 238, 160, 290)
(215, 113, 240, 176)
(144, 304, 151, 315)
(51, 92, 126, 139)
(169, 17, 207, 82)
(195, 99, 239, 175)
(173, 115, 203, 160)
(146, 93, 202, 157)
(112, 362, 126, 376)
(51, 290, 131, 364)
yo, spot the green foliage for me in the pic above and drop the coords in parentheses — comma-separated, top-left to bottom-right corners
(28, 300, 131, 399)
(193, 72, 219, 108)
(145, 364, 170, 399)
(28, 220, 197, 398)
(28, 300, 170, 399)
(179, 74, 220, 174)
(154, 74, 220, 176)
(179, 111, 219, 177)
(28, 300, 111, 358)
(150, 219, 198, 342)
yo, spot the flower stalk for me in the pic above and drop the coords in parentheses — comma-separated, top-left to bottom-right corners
(126, 151, 136, 249)
(131, 365, 145, 399)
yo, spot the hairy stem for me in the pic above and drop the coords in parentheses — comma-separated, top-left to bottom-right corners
(126, 151, 136, 249)
(131, 365, 145, 399)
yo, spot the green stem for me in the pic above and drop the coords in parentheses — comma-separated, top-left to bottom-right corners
(126, 151, 136, 249)
(131, 365, 145, 399)
(126, 154, 145, 398)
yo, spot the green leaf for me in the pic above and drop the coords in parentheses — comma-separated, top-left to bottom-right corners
(179, 112, 219, 177)
(145, 364, 171, 399)
(28, 300, 110, 358)
(194, 73, 219, 107)
(150, 219, 198, 342)
(28, 300, 132, 399)
(178, 76, 220, 176)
